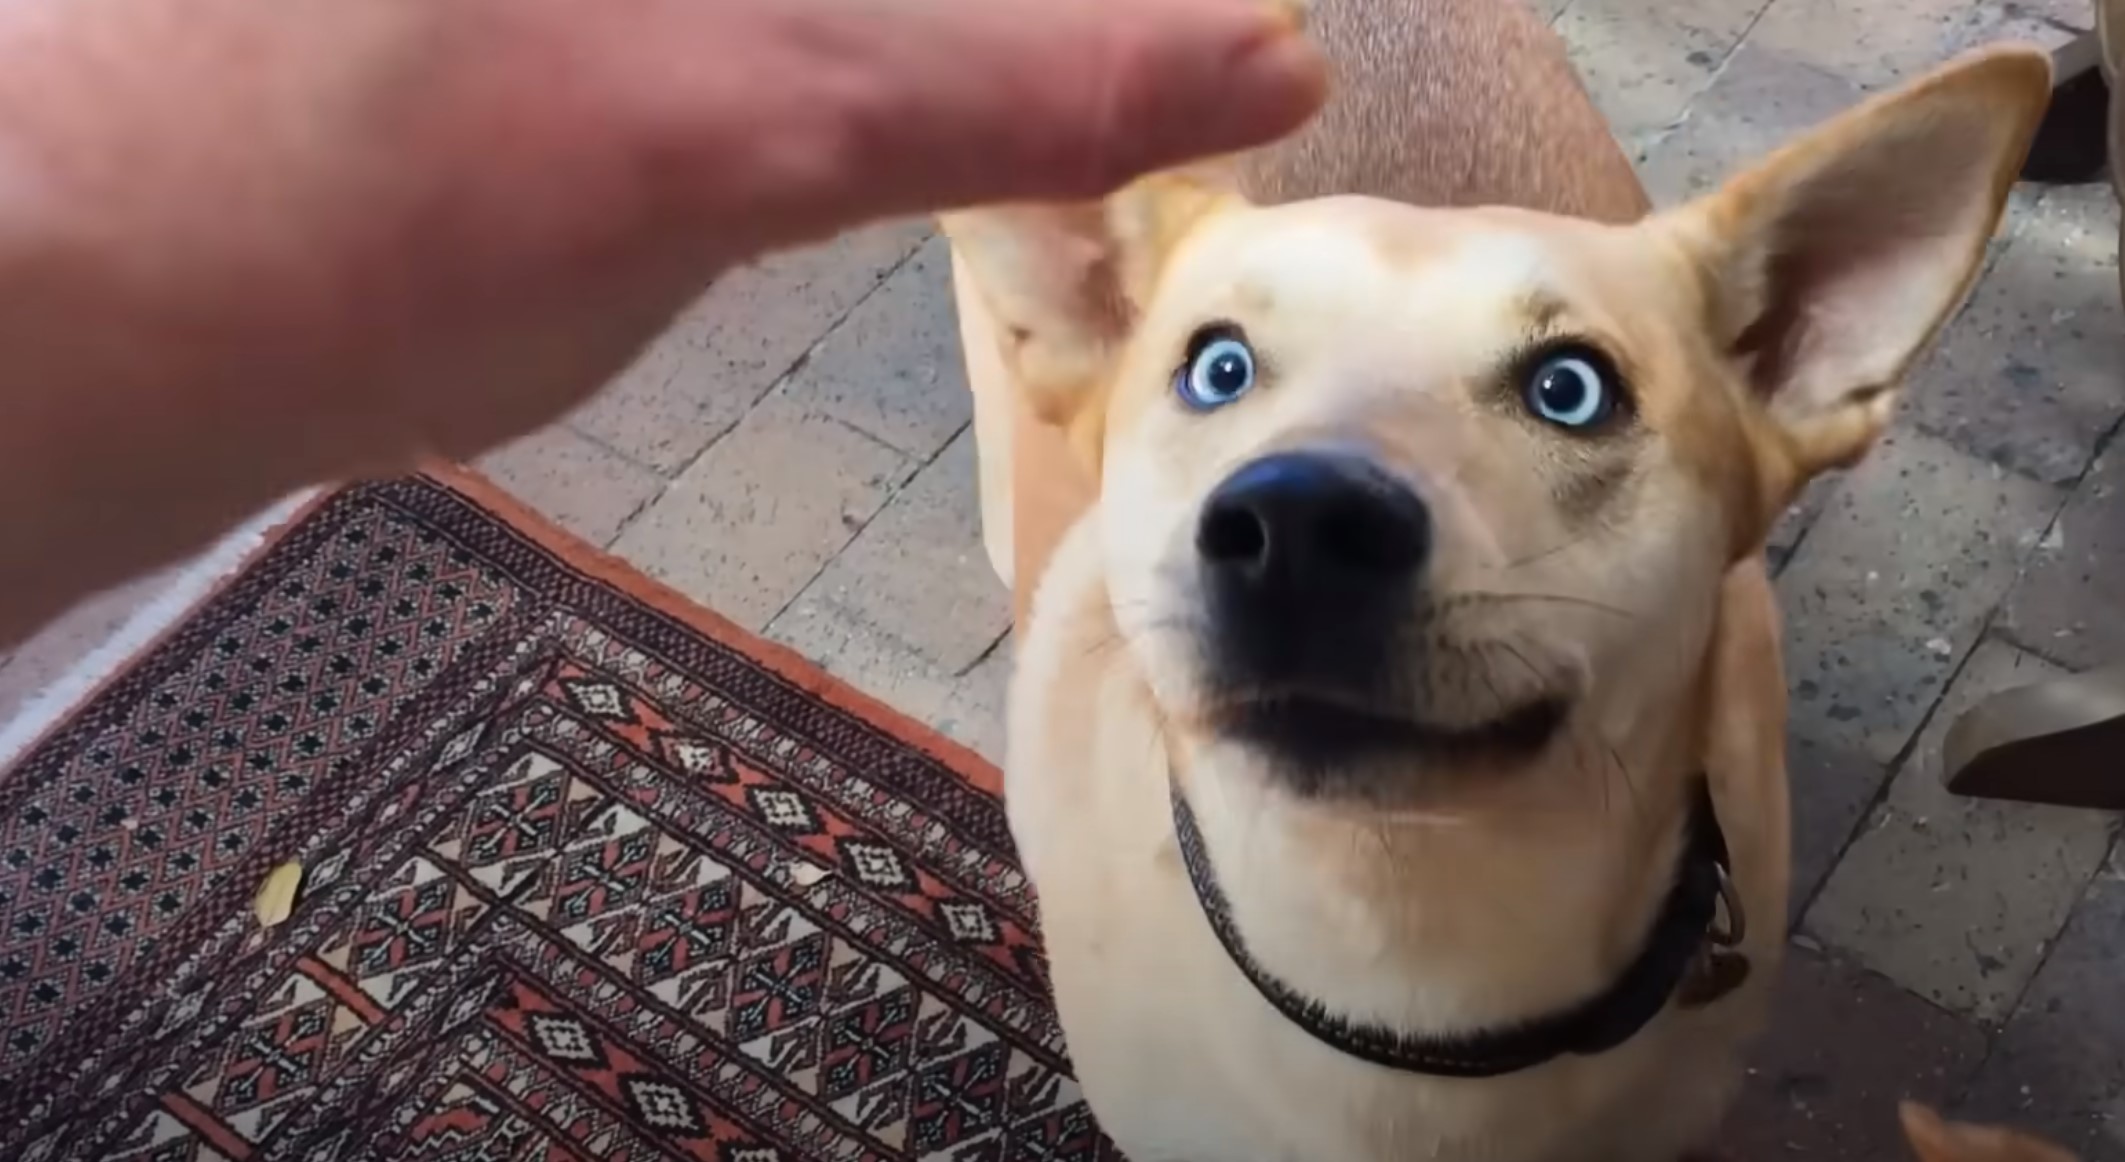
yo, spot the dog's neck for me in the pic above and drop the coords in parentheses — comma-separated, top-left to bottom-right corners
(1162, 680, 1710, 1036)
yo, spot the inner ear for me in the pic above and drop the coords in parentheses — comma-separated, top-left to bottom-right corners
(1663, 45, 2050, 495)
(1724, 116, 2014, 423)
(940, 170, 1243, 452)
(940, 203, 1131, 431)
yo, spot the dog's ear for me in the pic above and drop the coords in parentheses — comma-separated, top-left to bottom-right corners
(1899, 1102, 2081, 1162)
(940, 171, 1243, 468)
(1658, 44, 2050, 500)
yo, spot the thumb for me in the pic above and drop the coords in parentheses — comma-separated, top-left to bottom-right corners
(757, 0, 1328, 233)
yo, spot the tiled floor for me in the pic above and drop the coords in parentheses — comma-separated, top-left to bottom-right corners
(4, 0, 2122, 1155)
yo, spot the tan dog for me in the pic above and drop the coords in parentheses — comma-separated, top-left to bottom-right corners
(943, 21, 2050, 1162)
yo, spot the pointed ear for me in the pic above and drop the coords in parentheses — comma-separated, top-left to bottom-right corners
(1900, 1102, 2080, 1162)
(1658, 45, 2051, 498)
(941, 0, 1302, 470)
(940, 169, 1243, 468)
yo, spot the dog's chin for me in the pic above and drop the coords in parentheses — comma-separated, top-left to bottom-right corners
(1206, 693, 1571, 798)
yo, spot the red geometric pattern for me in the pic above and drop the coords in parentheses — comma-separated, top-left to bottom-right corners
(0, 475, 1117, 1162)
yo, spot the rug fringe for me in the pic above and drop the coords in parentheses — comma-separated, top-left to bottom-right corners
(0, 489, 321, 771)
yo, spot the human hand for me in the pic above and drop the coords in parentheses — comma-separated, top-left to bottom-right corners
(0, 0, 1325, 641)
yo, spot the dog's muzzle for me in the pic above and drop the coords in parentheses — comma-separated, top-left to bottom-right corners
(1189, 449, 1569, 777)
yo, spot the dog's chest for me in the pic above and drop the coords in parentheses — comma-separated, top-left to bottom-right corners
(1004, 523, 1753, 1162)
(1009, 729, 1736, 1159)
(1019, 790, 1740, 1162)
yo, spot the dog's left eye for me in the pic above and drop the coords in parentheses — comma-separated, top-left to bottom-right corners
(1523, 347, 1618, 430)
(1176, 329, 1257, 411)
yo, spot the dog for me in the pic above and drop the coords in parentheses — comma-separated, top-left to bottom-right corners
(941, 5, 2052, 1156)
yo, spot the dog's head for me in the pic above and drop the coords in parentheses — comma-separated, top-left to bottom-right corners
(948, 48, 2048, 801)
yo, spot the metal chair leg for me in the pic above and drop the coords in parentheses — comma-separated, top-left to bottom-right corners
(1950, 2, 2125, 812)
(2020, 30, 2111, 185)
(1942, 665, 2125, 811)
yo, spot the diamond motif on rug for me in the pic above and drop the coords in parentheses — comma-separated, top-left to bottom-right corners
(840, 842, 915, 891)
(527, 1013, 603, 1065)
(937, 900, 1000, 946)
(665, 738, 731, 780)
(621, 1074, 708, 1136)
(561, 678, 633, 722)
(746, 788, 822, 835)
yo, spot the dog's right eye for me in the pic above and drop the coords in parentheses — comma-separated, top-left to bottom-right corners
(1175, 327, 1257, 411)
(1522, 345, 1622, 431)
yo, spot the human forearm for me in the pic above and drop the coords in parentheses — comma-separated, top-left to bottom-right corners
(0, 0, 1322, 648)
(0, 0, 471, 644)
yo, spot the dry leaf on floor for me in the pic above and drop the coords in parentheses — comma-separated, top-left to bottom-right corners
(254, 860, 305, 928)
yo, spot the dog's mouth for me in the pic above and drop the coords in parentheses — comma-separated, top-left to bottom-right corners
(1207, 690, 1571, 776)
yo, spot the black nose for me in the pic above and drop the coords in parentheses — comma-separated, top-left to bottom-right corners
(1197, 451, 1431, 595)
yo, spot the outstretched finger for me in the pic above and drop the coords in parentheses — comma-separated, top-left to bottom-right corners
(705, 0, 1327, 241)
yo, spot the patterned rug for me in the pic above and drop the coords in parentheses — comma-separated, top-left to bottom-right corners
(0, 469, 1107, 1162)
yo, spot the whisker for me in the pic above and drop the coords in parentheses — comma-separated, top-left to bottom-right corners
(1503, 528, 1595, 571)
(1362, 818, 1398, 881)
(1449, 590, 1641, 621)
(1078, 611, 1204, 670)
(1472, 641, 1511, 716)
(1604, 740, 1645, 823)
(1075, 632, 1131, 666)
(1494, 637, 1548, 695)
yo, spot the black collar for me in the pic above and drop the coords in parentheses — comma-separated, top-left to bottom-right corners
(1169, 777, 1745, 1079)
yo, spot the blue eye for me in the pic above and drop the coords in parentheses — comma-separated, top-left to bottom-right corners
(1524, 348, 1616, 429)
(1177, 332, 1257, 410)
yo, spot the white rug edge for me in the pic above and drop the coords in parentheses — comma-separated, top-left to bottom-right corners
(0, 489, 321, 771)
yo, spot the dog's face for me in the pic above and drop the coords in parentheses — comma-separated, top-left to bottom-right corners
(1091, 199, 1743, 794)
(947, 47, 2048, 803)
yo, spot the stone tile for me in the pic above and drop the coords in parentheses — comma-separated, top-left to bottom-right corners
(2043, 0, 2100, 28)
(1785, 732, 1889, 922)
(1903, 185, 2125, 486)
(1637, 42, 1866, 206)
(475, 424, 664, 548)
(609, 395, 915, 633)
(2002, 450, 2125, 671)
(1532, 0, 1575, 22)
(776, 237, 972, 460)
(570, 220, 930, 473)
(767, 595, 961, 728)
(789, 427, 1008, 674)
(1957, 843, 2125, 1161)
(1748, 0, 2079, 91)
(1722, 943, 1990, 1161)
(933, 639, 1011, 766)
(1554, 0, 1769, 143)
(2013, 0, 2096, 29)
(1766, 471, 1845, 561)
(767, 594, 1009, 766)
(1942, 1, 2084, 61)
(0, 570, 174, 726)
(1804, 638, 2118, 1021)
(1776, 429, 2060, 763)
